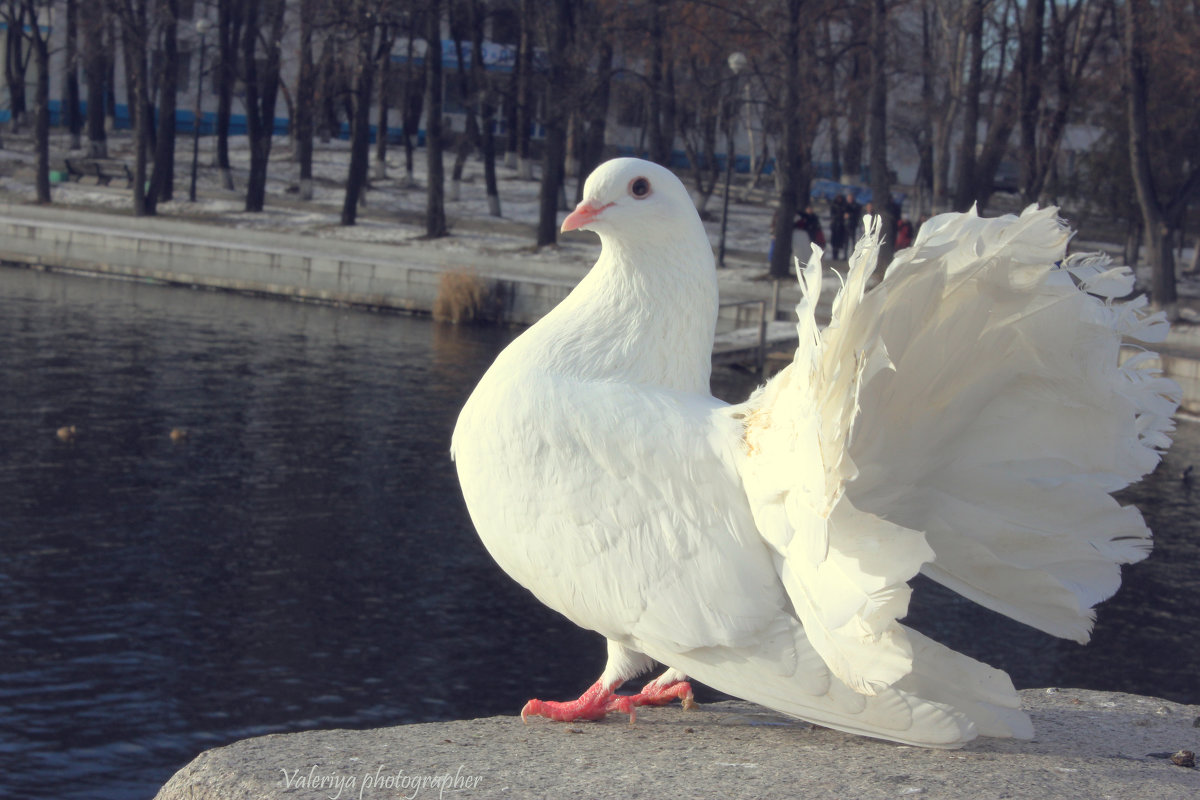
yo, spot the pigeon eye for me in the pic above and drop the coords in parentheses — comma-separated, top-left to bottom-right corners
(628, 177, 652, 199)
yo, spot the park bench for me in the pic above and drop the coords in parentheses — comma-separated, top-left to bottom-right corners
(63, 157, 134, 187)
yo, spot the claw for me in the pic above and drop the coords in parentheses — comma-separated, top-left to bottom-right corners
(519, 677, 695, 724)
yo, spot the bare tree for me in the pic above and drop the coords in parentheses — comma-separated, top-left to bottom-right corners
(82, 3, 109, 157)
(2, 0, 32, 131)
(214, 0, 243, 190)
(1015, 0, 1045, 202)
(341, 0, 394, 225)
(147, 0, 181, 211)
(1018, 0, 1105, 204)
(470, 0, 502, 216)
(20, 0, 51, 202)
(241, 0, 286, 212)
(513, 0, 534, 179)
(535, 0, 573, 247)
(448, 3, 479, 202)
(951, 0, 984, 211)
(372, 19, 397, 182)
(399, 14, 424, 187)
(3, 4, 29, 132)
(767, 0, 806, 280)
(645, 0, 677, 166)
(295, 0, 316, 199)
(425, 0, 448, 237)
(867, 0, 894, 267)
(1123, 0, 1200, 315)
(109, 0, 152, 215)
(63, 0, 83, 150)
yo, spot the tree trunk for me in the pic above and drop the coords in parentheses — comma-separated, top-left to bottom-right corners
(536, 0, 572, 248)
(768, 0, 803, 280)
(425, 0, 448, 238)
(342, 20, 375, 226)
(1123, 0, 1175, 312)
(119, 3, 150, 217)
(647, 0, 675, 166)
(868, 0, 894, 268)
(63, 0, 82, 149)
(1123, 221, 1141, 270)
(31, 19, 49, 203)
(449, 22, 477, 201)
(952, 0, 984, 211)
(1016, 0, 1045, 205)
(82, 8, 107, 158)
(580, 38, 612, 191)
(914, 4, 935, 214)
(400, 29, 422, 186)
(315, 36, 336, 143)
(216, 0, 241, 191)
(296, 0, 315, 200)
(242, 0, 285, 212)
(470, 0, 501, 216)
(972, 87, 1018, 212)
(6, 16, 28, 131)
(105, 17, 117, 126)
(503, 68, 517, 169)
(515, 0, 534, 180)
(842, 46, 867, 182)
(373, 33, 392, 181)
(149, 0, 180, 209)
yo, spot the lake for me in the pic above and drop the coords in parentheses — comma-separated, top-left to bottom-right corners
(0, 267, 1196, 799)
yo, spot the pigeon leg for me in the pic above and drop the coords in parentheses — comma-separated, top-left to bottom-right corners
(620, 667, 697, 711)
(522, 640, 668, 723)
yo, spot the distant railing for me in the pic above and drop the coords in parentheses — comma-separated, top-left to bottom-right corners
(715, 298, 769, 376)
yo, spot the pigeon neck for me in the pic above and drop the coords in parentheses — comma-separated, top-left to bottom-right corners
(542, 230, 718, 394)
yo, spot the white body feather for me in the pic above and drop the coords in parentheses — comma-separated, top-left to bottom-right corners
(451, 159, 1180, 747)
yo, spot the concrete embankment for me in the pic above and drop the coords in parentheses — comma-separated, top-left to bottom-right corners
(154, 692, 1199, 800)
(0, 202, 580, 325)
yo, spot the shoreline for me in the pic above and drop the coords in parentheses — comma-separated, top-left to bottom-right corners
(4, 199, 1200, 415)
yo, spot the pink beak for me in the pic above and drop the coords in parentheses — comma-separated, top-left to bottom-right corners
(561, 200, 614, 233)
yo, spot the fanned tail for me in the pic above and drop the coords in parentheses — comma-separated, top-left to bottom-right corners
(848, 206, 1180, 641)
(733, 205, 1181, 700)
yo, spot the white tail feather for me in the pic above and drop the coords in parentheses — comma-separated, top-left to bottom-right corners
(735, 205, 1180, 695)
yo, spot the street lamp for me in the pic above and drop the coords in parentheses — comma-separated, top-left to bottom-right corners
(189, 17, 212, 202)
(717, 52, 747, 268)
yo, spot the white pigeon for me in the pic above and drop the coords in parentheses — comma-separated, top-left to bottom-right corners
(451, 157, 1181, 747)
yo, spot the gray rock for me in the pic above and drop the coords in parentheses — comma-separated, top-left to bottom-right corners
(156, 690, 1199, 800)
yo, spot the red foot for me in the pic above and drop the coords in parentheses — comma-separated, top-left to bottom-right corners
(521, 679, 629, 722)
(520, 678, 696, 724)
(625, 679, 697, 711)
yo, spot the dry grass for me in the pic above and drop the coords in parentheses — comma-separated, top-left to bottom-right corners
(433, 269, 490, 323)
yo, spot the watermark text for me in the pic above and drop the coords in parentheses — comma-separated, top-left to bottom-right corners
(279, 764, 483, 800)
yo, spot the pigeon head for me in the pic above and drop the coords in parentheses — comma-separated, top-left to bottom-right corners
(562, 158, 699, 240)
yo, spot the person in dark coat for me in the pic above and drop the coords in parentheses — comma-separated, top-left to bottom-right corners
(829, 194, 848, 259)
(796, 204, 824, 249)
(842, 193, 862, 253)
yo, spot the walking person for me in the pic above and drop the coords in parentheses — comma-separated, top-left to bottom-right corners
(829, 194, 848, 259)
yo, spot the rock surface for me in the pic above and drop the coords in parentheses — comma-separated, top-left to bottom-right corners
(155, 689, 1199, 799)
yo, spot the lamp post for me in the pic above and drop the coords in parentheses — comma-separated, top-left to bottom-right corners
(717, 52, 747, 269)
(189, 18, 211, 202)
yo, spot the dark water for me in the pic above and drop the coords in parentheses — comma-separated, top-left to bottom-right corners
(0, 268, 1197, 799)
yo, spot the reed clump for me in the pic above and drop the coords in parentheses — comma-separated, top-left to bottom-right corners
(433, 269, 490, 324)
